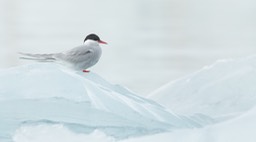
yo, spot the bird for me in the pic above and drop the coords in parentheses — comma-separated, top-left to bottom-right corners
(19, 33, 107, 72)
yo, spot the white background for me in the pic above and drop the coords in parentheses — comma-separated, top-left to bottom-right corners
(0, 0, 256, 95)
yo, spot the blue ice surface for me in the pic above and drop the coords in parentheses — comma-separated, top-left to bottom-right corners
(0, 64, 212, 141)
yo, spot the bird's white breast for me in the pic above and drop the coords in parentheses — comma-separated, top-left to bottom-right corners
(77, 40, 102, 70)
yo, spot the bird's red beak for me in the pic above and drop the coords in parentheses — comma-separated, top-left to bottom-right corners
(98, 40, 107, 44)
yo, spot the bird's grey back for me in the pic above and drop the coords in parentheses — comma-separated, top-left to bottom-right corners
(54, 43, 102, 70)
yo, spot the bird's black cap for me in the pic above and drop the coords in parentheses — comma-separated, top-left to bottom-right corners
(84, 34, 100, 43)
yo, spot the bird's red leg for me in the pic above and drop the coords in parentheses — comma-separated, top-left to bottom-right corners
(83, 69, 90, 73)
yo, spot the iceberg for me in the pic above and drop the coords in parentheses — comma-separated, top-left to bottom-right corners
(0, 63, 203, 141)
(3, 55, 256, 142)
(121, 107, 256, 142)
(149, 56, 256, 120)
(121, 55, 256, 142)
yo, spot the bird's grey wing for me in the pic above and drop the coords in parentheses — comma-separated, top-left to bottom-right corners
(55, 45, 94, 63)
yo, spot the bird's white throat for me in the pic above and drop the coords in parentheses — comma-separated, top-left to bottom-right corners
(83, 39, 99, 46)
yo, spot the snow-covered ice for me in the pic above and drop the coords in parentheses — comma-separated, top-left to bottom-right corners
(1, 55, 256, 142)
(150, 56, 256, 120)
(121, 55, 256, 142)
(121, 106, 256, 142)
(0, 63, 205, 142)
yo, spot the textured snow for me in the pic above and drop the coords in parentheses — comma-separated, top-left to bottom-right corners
(2, 55, 256, 142)
(121, 55, 256, 142)
(0, 63, 205, 142)
(121, 107, 256, 142)
(149, 56, 256, 120)
(13, 125, 114, 142)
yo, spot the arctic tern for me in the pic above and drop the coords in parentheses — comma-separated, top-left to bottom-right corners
(19, 33, 107, 72)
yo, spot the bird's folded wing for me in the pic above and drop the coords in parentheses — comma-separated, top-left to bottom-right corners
(56, 45, 94, 63)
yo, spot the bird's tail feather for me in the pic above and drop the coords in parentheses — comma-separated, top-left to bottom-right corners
(19, 52, 56, 62)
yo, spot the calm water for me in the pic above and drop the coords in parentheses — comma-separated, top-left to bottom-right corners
(1, 0, 256, 95)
